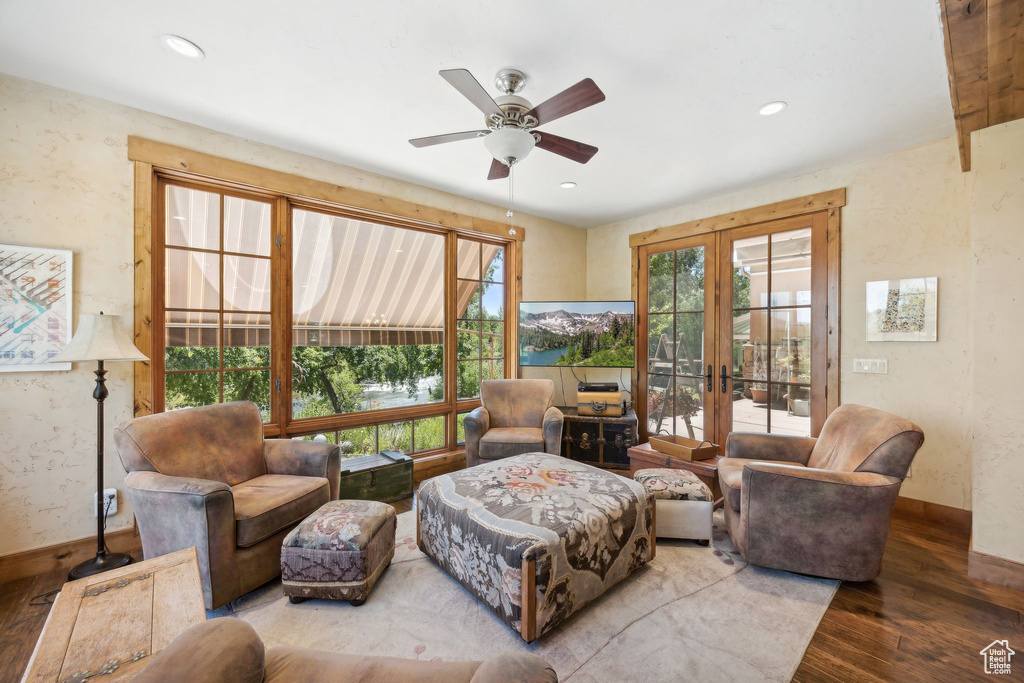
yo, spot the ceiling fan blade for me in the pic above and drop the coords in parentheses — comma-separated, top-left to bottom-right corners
(535, 132, 599, 164)
(409, 130, 490, 148)
(526, 78, 605, 126)
(488, 158, 510, 180)
(440, 69, 504, 118)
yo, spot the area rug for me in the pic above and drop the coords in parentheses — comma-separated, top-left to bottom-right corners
(218, 510, 837, 682)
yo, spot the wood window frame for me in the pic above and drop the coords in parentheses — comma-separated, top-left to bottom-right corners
(131, 138, 523, 468)
(630, 189, 844, 440)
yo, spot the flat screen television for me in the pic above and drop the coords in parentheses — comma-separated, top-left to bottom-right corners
(518, 301, 635, 368)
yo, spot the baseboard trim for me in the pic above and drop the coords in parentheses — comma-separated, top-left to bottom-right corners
(892, 496, 972, 534)
(0, 526, 142, 584)
(969, 545, 1024, 592)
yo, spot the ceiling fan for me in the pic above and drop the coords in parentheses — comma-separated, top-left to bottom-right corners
(409, 68, 605, 180)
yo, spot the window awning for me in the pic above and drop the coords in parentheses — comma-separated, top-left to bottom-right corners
(165, 203, 499, 347)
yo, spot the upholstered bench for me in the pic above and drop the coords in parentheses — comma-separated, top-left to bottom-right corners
(633, 468, 713, 545)
(282, 499, 396, 605)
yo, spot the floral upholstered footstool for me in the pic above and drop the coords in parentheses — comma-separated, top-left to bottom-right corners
(633, 468, 713, 545)
(281, 499, 396, 605)
(417, 453, 654, 643)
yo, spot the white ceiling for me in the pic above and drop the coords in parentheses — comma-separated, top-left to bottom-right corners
(0, 0, 954, 228)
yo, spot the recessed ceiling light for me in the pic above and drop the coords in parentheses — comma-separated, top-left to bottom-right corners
(560, 181, 577, 189)
(160, 35, 204, 60)
(758, 101, 787, 116)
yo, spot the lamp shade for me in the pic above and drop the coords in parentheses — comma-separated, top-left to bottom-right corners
(484, 127, 535, 164)
(50, 313, 149, 363)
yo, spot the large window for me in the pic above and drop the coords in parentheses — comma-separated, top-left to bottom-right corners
(152, 176, 512, 459)
(290, 208, 445, 418)
(162, 183, 274, 422)
(456, 238, 505, 399)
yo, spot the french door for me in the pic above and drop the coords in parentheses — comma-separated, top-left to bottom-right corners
(638, 212, 829, 445)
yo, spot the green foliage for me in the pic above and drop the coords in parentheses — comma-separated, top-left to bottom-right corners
(291, 343, 442, 418)
(552, 316, 635, 368)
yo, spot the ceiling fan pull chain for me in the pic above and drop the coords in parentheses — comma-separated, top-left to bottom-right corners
(507, 162, 516, 236)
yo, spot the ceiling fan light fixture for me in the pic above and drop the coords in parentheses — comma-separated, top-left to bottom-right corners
(160, 35, 204, 59)
(484, 127, 536, 165)
(758, 101, 787, 116)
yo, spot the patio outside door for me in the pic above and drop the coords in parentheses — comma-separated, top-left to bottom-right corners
(638, 233, 717, 444)
(638, 212, 829, 446)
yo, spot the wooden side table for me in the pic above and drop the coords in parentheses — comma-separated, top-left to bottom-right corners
(627, 441, 724, 509)
(22, 548, 206, 683)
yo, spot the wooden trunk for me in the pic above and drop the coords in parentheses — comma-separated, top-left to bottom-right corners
(561, 406, 638, 470)
(337, 451, 414, 503)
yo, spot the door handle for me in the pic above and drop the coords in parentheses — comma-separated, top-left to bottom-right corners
(720, 365, 730, 394)
(706, 364, 713, 393)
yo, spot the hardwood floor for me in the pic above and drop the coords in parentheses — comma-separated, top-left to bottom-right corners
(794, 513, 1023, 682)
(1, 500, 1018, 681)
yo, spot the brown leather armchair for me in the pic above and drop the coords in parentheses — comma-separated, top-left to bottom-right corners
(114, 402, 340, 609)
(718, 404, 924, 581)
(134, 619, 558, 683)
(464, 379, 563, 467)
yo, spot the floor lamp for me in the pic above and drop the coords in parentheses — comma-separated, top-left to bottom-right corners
(51, 312, 148, 580)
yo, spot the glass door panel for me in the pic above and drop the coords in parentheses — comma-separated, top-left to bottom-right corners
(717, 215, 826, 443)
(641, 234, 716, 440)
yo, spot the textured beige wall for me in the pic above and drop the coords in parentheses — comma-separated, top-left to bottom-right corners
(970, 118, 1024, 564)
(0, 73, 586, 556)
(587, 137, 975, 510)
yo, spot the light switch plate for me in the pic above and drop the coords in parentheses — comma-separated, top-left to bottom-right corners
(853, 358, 888, 374)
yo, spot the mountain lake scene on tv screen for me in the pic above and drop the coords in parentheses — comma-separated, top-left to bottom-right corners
(519, 302, 635, 367)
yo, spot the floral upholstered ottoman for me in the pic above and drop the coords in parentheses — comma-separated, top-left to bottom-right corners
(282, 499, 396, 605)
(417, 453, 654, 642)
(633, 468, 713, 544)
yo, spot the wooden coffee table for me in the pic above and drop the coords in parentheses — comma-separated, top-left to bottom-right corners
(628, 441, 724, 509)
(22, 548, 205, 682)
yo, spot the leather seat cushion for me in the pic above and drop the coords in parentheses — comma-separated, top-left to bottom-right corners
(233, 475, 330, 547)
(718, 458, 806, 512)
(479, 427, 545, 461)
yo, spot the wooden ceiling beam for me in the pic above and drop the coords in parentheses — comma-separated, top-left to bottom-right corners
(941, 0, 1024, 172)
(988, 0, 1024, 125)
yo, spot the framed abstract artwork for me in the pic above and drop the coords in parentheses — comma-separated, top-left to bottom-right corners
(866, 277, 938, 342)
(0, 244, 74, 371)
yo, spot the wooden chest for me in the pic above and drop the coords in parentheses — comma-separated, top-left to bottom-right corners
(560, 406, 637, 470)
(23, 548, 205, 682)
(337, 450, 413, 503)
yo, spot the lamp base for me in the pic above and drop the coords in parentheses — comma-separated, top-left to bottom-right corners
(68, 551, 132, 582)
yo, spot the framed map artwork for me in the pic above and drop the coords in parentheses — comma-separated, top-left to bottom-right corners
(0, 244, 73, 372)
(865, 277, 937, 342)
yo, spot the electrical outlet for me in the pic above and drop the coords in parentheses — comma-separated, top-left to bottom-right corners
(853, 358, 888, 374)
(94, 488, 117, 517)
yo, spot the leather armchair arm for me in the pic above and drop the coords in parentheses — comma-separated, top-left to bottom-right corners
(725, 432, 817, 465)
(464, 406, 490, 468)
(740, 463, 902, 581)
(542, 406, 564, 456)
(471, 653, 558, 683)
(123, 471, 238, 609)
(264, 439, 341, 500)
